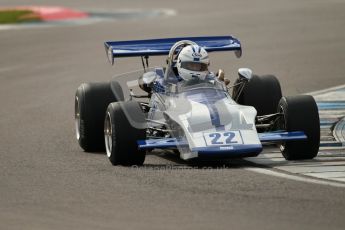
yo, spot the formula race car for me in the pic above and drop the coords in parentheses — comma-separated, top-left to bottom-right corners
(75, 36, 320, 166)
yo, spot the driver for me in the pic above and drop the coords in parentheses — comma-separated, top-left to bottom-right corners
(139, 44, 229, 94)
(176, 44, 230, 85)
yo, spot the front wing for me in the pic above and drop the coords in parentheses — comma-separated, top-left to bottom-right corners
(137, 131, 307, 158)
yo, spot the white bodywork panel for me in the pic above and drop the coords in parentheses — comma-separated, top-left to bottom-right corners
(151, 81, 261, 160)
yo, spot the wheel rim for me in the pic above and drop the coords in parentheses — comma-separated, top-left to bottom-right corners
(104, 112, 113, 158)
(75, 96, 81, 140)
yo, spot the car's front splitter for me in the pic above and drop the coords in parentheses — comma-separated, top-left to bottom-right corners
(191, 144, 262, 159)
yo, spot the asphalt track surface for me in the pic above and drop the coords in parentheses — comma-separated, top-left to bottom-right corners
(1, 0, 345, 229)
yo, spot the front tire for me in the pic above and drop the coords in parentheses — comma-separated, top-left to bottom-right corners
(278, 95, 320, 160)
(75, 81, 123, 152)
(233, 75, 282, 116)
(104, 101, 146, 166)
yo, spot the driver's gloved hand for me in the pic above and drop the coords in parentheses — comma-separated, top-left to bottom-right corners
(216, 69, 230, 86)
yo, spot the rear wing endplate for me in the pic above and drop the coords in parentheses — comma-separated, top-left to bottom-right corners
(104, 36, 242, 65)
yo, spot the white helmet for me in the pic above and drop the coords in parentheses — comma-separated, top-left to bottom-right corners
(176, 45, 210, 81)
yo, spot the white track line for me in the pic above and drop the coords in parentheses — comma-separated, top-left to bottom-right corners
(247, 168, 345, 188)
(307, 83, 345, 96)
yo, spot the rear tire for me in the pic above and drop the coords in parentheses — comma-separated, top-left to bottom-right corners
(75, 81, 123, 152)
(278, 95, 320, 160)
(104, 101, 146, 166)
(233, 75, 282, 115)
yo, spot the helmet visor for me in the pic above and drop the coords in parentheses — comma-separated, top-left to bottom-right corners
(181, 62, 208, 71)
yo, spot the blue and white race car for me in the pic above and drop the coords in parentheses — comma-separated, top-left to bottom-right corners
(75, 36, 320, 165)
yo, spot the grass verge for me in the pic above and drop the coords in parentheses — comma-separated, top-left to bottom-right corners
(0, 10, 41, 24)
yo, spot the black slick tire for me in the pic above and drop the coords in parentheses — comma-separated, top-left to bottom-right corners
(278, 95, 320, 160)
(233, 75, 282, 116)
(75, 81, 123, 152)
(104, 101, 146, 166)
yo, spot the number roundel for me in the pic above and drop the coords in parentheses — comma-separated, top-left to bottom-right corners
(205, 131, 243, 146)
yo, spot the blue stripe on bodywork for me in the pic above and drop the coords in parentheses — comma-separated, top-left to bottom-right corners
(208, 104, 225, 131)
(184, 88, 226, 130)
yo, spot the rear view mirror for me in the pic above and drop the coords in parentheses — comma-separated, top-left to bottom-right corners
(142, 72, 157, 85)
(139, 72, 157, 93)
(238, 68, 253, 81)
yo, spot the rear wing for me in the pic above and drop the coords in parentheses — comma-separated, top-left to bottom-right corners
(104, 36, 242, 65)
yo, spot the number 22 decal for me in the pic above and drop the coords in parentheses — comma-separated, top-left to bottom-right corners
(209, 132, 238, 145)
